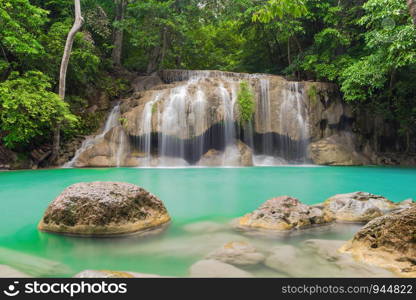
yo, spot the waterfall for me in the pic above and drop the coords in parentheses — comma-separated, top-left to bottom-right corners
(65, 71, 312, 168)
(279, 82, 309, 162)
(138, 93, 161, 167)
(63, 104, 121, 168)
(158, 84, 190, 166)
(258, 78, 273, 154)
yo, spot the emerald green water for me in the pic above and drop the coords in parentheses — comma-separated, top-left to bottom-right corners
(0, 166, 415, 277)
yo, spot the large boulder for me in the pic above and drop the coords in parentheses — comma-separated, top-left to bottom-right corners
(323, 191, 397, 223)
(308, 135, 369, 166)
(233, 196, 334, 232)
(189, 259, 253, 278)
(38, 182, 171, 236)
(340, 206, 416, 277)
(205, 241, 265, 266)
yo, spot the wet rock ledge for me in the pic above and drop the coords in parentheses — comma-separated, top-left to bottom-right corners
(38, 182, 171, 237)
(340, 205, 416, 277)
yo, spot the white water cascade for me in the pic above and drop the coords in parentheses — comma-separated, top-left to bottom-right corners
(63, 104, 124, 168)
(65, 71, 312, 168)
(279, 82, 309, 162)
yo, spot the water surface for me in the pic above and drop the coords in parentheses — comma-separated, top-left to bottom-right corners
(0, 166, 415, 277)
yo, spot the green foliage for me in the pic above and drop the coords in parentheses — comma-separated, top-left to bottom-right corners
(0, 0, 47, 57)
(0, 71, 77, 148)
(307, 84, 318, 105)
(253, 0, 308, 23)
(237, 81, 255, 123)
(152, 102, 158, 114)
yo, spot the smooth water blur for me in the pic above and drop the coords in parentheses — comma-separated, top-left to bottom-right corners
(0, 166, 415, 277)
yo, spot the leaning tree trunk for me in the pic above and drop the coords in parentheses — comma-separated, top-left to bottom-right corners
(408, 0, 416, 25)
(50, 0, 84, 164)
(112, 0, 127, 66)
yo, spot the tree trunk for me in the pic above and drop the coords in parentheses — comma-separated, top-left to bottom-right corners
(112, 0, 127, 66)
(50, 0, 84, 164)
(407, 0, 416, 25)
(287, 37, 292, 66)
(146, 27, 168, 75)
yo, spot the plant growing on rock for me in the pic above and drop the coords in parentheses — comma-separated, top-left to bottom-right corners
(237, 81, 255, 124)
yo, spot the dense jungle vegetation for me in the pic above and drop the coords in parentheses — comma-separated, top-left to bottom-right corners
(0, 0, 415, 159)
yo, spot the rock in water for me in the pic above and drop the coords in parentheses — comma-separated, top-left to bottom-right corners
(0, 248, 71, 277)
(0, 265, 31, 278)
(323, 191, 396, 223)
(38, 182, 171, 236)
(205, 241, 265, 266)
(74, 270, 162, 278)
(307, 135, 369, 166)
(340, 206, 416, 277)
(189, 259, 253, 278)
(233, 196, 333, 232)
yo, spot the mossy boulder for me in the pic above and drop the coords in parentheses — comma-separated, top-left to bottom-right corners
(233, 196, 334, 233)
(38, 182, 171, 236)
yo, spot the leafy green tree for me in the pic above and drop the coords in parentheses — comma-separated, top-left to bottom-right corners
(0, 0, 47, 78)
(0, 71, 77, 148)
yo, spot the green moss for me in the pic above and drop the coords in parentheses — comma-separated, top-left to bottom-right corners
(237, 81, 255, 123)
(152, 102, 158, 114)
(119, 117, 128, 128)
(307, 84, 319, 106)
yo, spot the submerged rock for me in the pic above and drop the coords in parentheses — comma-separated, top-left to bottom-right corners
(264, 245, 304, 276)
(189, 259, 253, 278)
(323, 191, 397, 223)
(182, 221, 227, 234)
(74, 270, 162, 278)
(264, 241, 393, 277)
(340, 206, 416, 277)
(0, 247, 71, 277)
(205, 241, 265, 266)
(233, 196, 333, 232)
(0, 265, 31, 278)
(38, 182, 171, 236)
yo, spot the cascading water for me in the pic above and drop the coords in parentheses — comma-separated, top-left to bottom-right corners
(65, 70, 312, 168)
(138, 93, 162, 167)
(278, 82, 309, 162)
(63, 104, 122, 168)
(158, 84, 190, 166)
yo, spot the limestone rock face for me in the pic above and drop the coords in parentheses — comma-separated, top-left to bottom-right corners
(340, 206, 416, 277)
(38, 182, 171, 236)
(323, 192, 397, 223)
(308, 135, 369, 166)
(132, 75, 163, 92)
(189, 259, 253, 278)
(233, 196, 334, 232)
(205, 241, 265, 266)
(74, 270, 162, 278)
